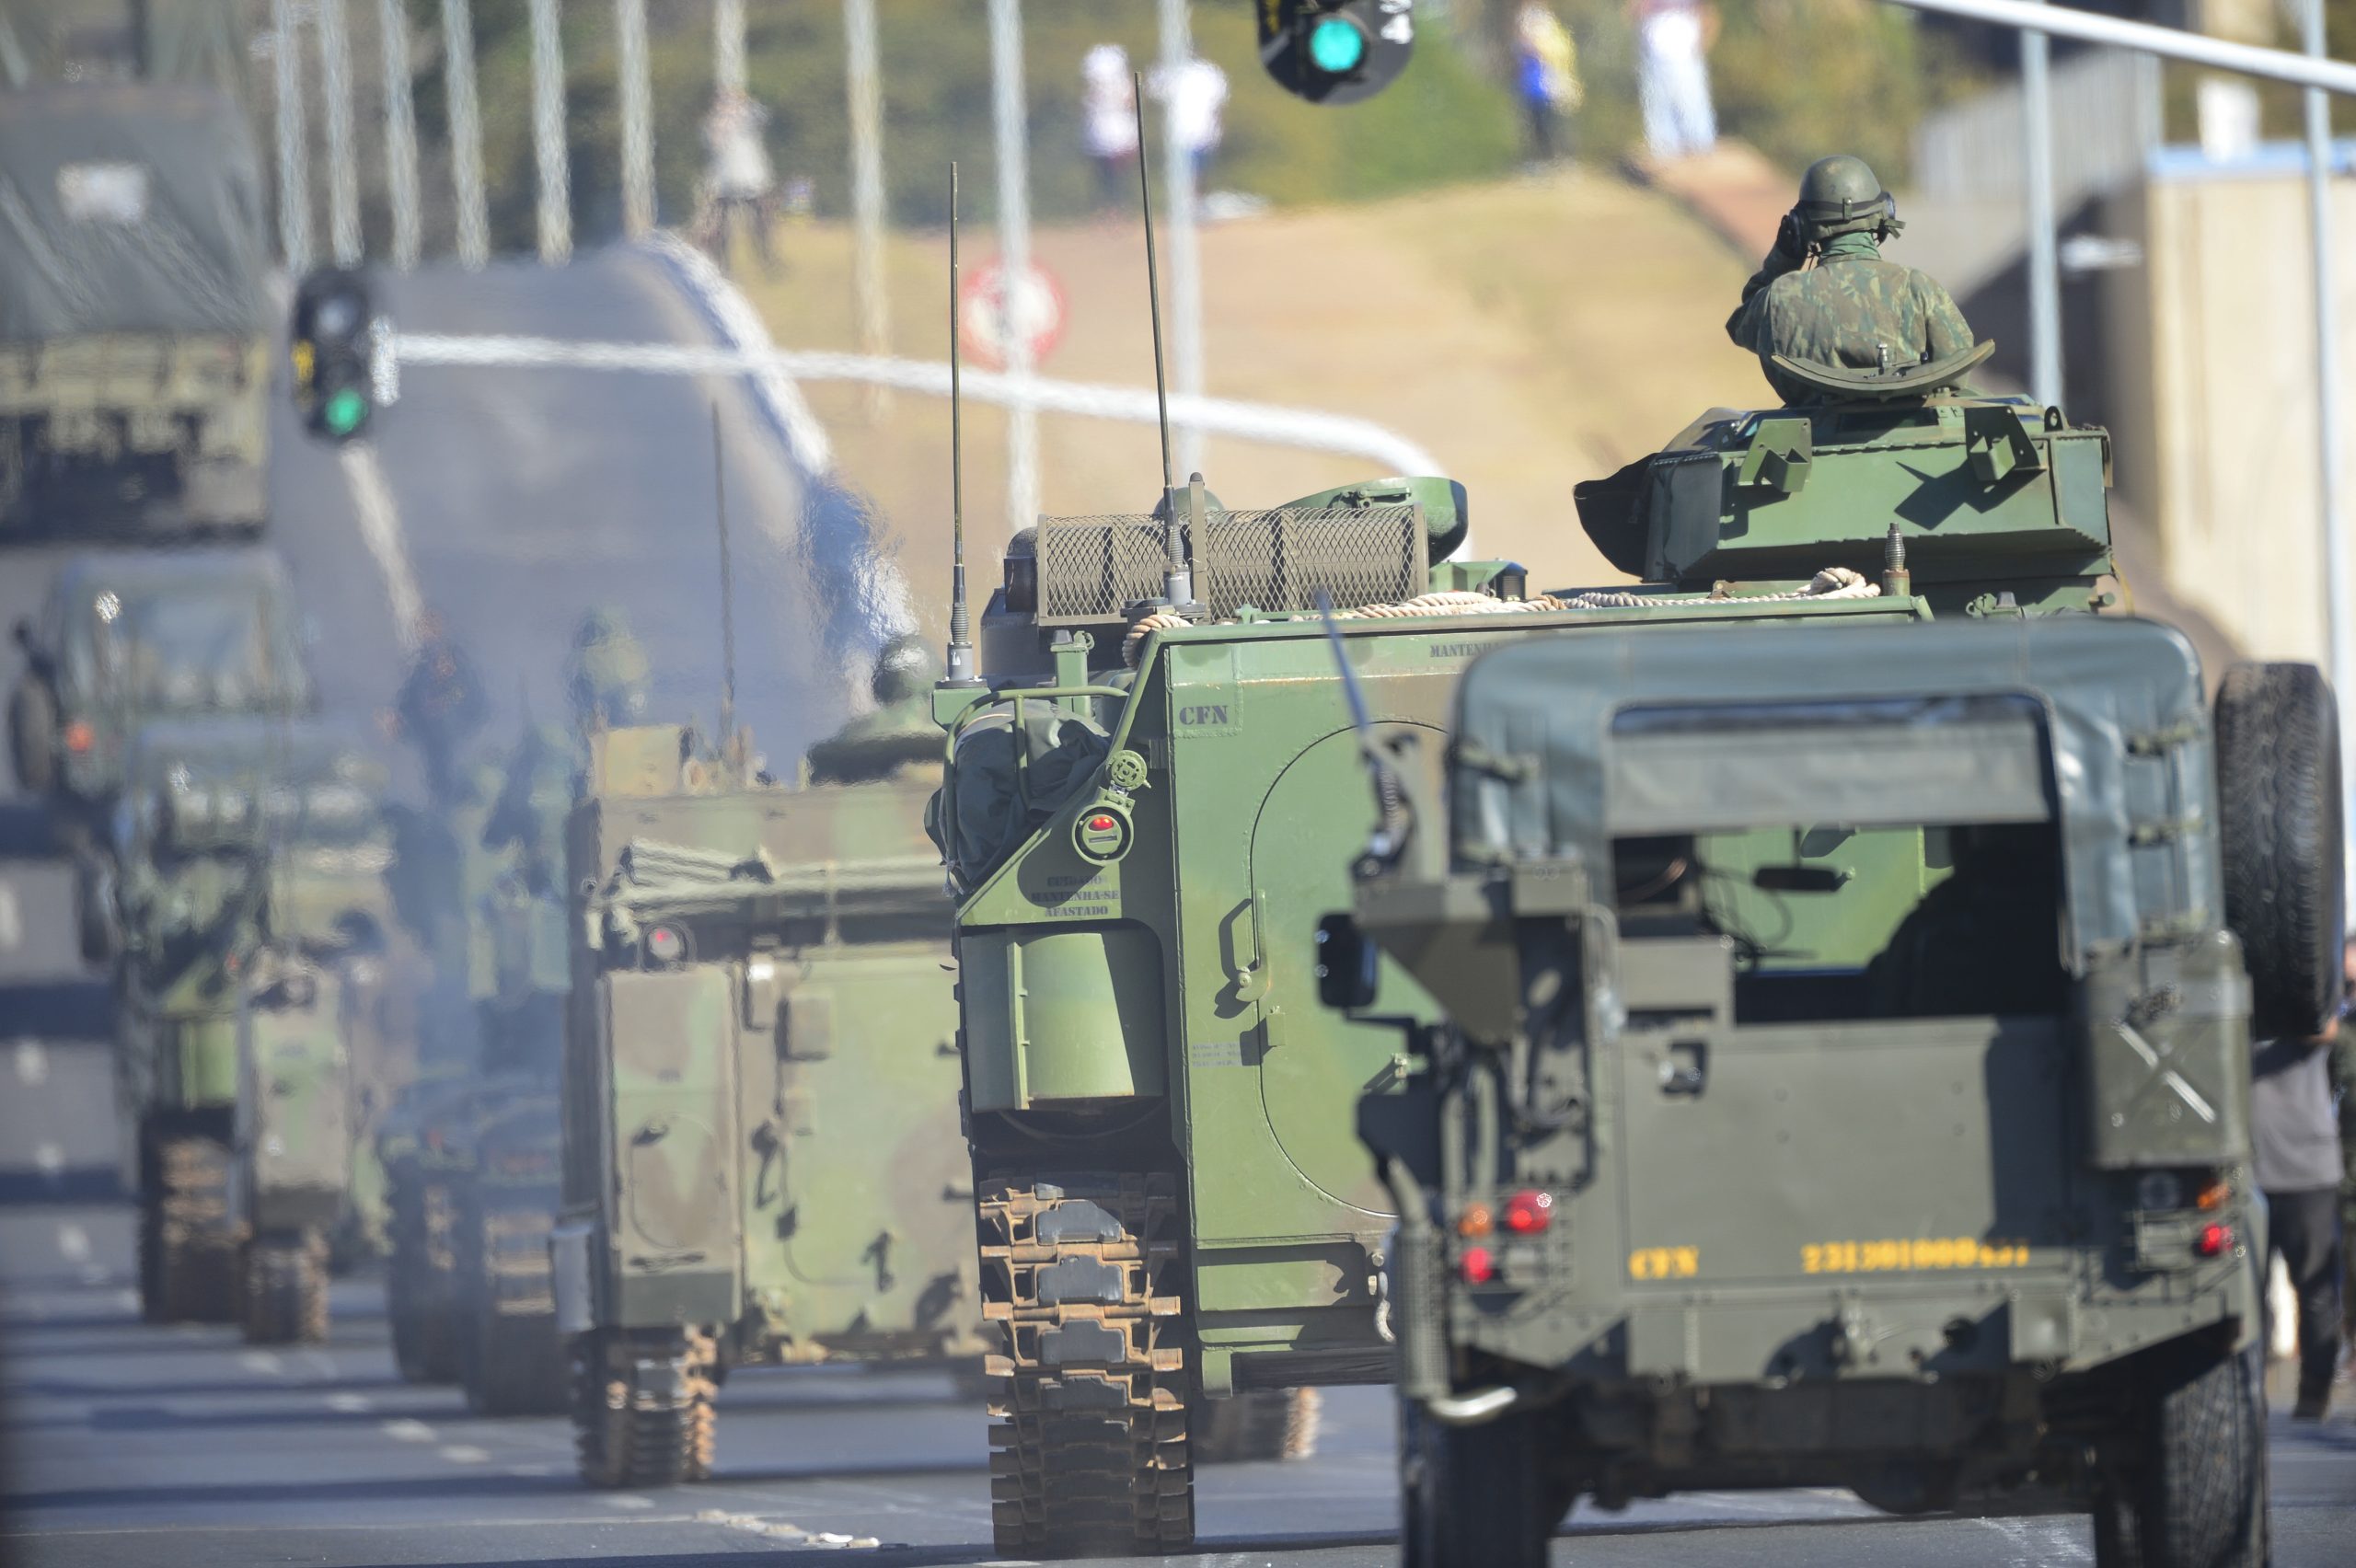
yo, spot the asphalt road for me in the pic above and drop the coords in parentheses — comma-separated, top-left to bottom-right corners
(3, 246, 2353, 1568)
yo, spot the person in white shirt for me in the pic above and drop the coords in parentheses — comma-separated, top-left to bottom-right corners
(1150, 53, 1230, 198)
(701, 86, 777, 272)
(1631, 0, 1716, 163)
(1081, 43, 1140, 213)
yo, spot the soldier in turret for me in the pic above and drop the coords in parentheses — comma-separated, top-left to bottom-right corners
(1726, 154, 1974, 406)
(804, 634, 943, 785)
(564, 606, 651, 735)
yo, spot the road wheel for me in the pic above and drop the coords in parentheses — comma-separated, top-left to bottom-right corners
(8, 680, 55, 798)
(572, 1327, 718, 1488)
(2098, 1343, 2267, 1568)
(1194, 1388, 1322, 1464)
(978, 1172, 1195, 1558)
(242, 1233, 329, 1345)
(2216, 662, 2345, 1037)
(1401, 1403, 1555, 1568)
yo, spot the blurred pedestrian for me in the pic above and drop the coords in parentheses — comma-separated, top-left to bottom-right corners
(2254, 983, 2348, 1419)
(1151, 52, 1230, 200)
(1514, 3, 1582, 167)
(1081, 43, 1140, 213)
(1631, 0, 1717, 163)
(391, 612, 487, 807)
(700, 85, 777, 275)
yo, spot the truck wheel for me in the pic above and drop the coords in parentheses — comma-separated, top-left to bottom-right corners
(2097, 1343, 2267, 1568)
(1401, 1403, 1554, 1568)
(242, 1233, 329, 1345)
(572, 1327, 718, 1487)
(976, 1173, 1195, 1557)
(1194, 1388, 1322, 1464)
(2216, 662, 2345, 1038)
(8, 680, 56, 797)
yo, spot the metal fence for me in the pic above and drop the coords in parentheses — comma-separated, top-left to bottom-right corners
(1911, 46, 2160, 210)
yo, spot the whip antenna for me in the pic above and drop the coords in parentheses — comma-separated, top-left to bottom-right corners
(944, 163, 980, 687)
(1133, 71, 1195, 614)
(711, 403, 738, 749)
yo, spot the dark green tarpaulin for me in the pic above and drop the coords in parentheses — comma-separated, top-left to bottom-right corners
(0, 83, 266, 340)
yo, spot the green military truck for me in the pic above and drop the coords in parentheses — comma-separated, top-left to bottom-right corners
(0, 84, 271, 540)
(110, 719, 398, 1326)
(1341, 615, 2316, 1568)
(922, 340, 2268, 1554)
(9, 549, 315, 837)
(551, 702, 978, 1489)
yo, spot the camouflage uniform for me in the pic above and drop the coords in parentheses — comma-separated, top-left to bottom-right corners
(1725, 155, 1973, 407)
(1725, 231, 1974, 406)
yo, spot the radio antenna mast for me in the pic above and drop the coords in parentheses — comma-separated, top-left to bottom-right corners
(710, 403, 739, 752)
(944, 163, 981, 687)
(1133, 72, 1195, 615)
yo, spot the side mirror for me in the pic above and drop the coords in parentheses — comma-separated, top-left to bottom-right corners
(1314, 913, 1380, 1010)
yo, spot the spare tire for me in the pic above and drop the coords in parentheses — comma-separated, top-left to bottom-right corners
(8, 679, 55, 796)
(2215, 661, 2344, 1038)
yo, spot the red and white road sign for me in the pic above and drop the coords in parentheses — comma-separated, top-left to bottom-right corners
(958, 258, 1066, 372)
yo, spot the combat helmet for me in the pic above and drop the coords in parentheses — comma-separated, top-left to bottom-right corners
(566, 605, 651, 732)
(1792, 155, 1902, 246)
(872, 633, 939, 708)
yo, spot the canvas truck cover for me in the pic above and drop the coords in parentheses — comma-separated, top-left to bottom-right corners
(0, 85, 268, 340)
(1447, 616, 2216, 969)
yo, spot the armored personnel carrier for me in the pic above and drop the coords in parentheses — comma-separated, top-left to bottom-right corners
(923, 340, 2252, 1555)
(0, 85, 271, 540)
(550, 695, 978, 1489)
(108, 719, 397, 1327)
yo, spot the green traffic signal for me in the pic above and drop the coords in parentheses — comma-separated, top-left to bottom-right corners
(322, 386, 368, 437)
(1308, 15, 1368, 74)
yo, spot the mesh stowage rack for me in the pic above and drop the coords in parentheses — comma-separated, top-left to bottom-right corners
(1031, 506, 1427, 626)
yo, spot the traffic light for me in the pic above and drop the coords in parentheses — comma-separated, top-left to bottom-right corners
(1259, 0, 1415, 106)
(290, 267, 376, 444)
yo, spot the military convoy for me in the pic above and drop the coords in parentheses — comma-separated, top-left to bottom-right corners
(551, 667, 982, 1488)
(0, 85, 271, 541)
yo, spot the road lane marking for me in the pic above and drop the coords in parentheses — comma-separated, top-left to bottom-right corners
(326, 1392, 373, 1412)
(1977, 1517, 2092, 1564)
(380, 1418, 437, 1443)
(33, 1142, 63, 1179)
(54, 1222, 88, 1262)
(694, 1510, 879, 1549)
(0, 881, 20, 951)
(339, 444, 425, 652)
(10, 1039, 40, 1085)
(440, 1444, 490, 1463)
(601, 1493, 655, 1511)
(506, 1462, 557, 1477)
(239, 1351, 283, 1376)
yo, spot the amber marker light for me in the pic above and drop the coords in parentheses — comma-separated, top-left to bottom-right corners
(1458, 1202, 1494, 1239)
(64, 720, 94, 754)
(2195, 1178, 2232, 1212)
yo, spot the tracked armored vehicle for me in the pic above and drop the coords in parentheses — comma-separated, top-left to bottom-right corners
(924, 340, 2252, 1555)
(551, 699, 977, 1490)
(109, 719, 398, 1329)
(0, 86, 271, 540)
(1318, 355, 2328, 1568)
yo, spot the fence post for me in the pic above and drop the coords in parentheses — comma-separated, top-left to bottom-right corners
(377, 0, 421, 269)
(317, 0, 362, 265)
(617, 0, 655, 237)
(442, 0, 489, 268)
(844, 0, 892, 409)
(529, 0, 572, 263)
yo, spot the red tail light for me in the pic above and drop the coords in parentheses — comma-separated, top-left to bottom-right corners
(1502, 1190, 1553, 1235)
(1459, 1245, 1498, 1285)
(64, 720, 95, 755)
(2195, 1223, 2233, 1258)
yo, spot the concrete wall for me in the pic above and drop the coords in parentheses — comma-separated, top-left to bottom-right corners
(2107, 166, 2356, 666)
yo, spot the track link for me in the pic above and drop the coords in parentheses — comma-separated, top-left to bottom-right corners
(978, 1171, 1195, 1557)
(1195, 1387, 1324, 1465)
(242, 1232, 329, 1345)
(572, 1327, 718, 1487)
(141, 1131, 243, 1324)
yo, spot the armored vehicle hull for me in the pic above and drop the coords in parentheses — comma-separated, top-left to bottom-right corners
(1350, 617, 2300, 1568)
(0, 86, 270, 541)
(553, 729, 979, 1490)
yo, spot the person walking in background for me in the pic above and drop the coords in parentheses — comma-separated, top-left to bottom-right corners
(1081, 43, 1140, 214)
(700, 85, 777, 275)
(1632, 0, 1717, 163)
(1513, 3, 1581, 167)
(2254, 974, 2349, 1419)
(1150, 52, 1230, 200)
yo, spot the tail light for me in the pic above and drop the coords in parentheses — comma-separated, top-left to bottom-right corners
(1459, 1245, 1498, 1285)
(1502, 1190, 1553, 1235)
(64, 720, 95, 755)
(2195, 1223, 2233, 1258)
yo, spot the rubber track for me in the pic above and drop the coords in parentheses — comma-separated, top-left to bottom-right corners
(572, 1328, 718, 1488)
(463, 1209, 567, 1416)
(978, 1172, 1195, 1556)
(243, 1236, 329, 1345)
(147, 1135, 242, 1323)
